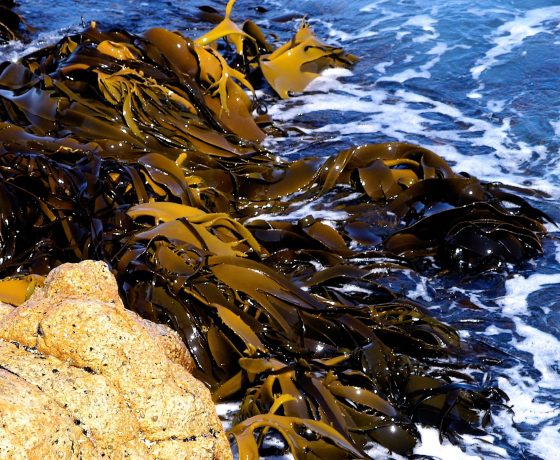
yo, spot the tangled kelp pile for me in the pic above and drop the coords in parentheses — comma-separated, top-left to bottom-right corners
(0, 0, 551, 458)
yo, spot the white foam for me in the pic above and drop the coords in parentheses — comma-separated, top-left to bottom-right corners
(321, 8, 404, 44)
(359, 2, 379, 13)
(216, 401, 241, 431)
(471, 6, 560, 79)
(395, 31, 410, 41)
(407, 277, 432, 302)
(403, 15, 437, 34)
(244, 196, 350, 224)
(378, 42, 447, 82)
(554, 241, 560, 266)
(322, 20, 378, 43)
(496, 369, 556, 425)
(499, 273, 560, 315)
(531, 425, 560, 459)
(487, 99, 507, 113)
(0, 29, 77, 62)
(374, 60, 393, 74)
(414, 426, 482, 459)
(484, 324, 511, 336)
(551, 119, 560, 138)
(467, 93, 482, 100)
(365, 442, 406, 459)
(512, 318, 560, 390)
(403, 14, 439, 43)
(378, 67, 430, 83)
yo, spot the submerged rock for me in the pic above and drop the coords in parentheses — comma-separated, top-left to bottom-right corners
(0, 260, 231, 460)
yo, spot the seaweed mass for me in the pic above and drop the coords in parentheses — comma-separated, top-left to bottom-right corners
(0, 0, 552, 458)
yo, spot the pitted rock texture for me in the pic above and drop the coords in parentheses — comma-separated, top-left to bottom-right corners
(0, 260, 231, 459)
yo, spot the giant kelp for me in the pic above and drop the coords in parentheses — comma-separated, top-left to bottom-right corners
(0, 1, 550, 458)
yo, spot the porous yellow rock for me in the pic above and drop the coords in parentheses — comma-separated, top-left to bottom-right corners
(0, 260, 231, 459)
(0, 368, 98, 459)
(0, 301, 13, 320)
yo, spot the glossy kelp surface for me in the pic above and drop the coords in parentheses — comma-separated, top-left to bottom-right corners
(0, 1, 550, 458)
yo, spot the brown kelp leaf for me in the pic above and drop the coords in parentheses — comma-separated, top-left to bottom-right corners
(0, 24, 260, 156)
(144, 27, 265, 142)
(208, 257, 320, 340)
(194, 45, 265, 142)
(327, 378, 398, 418)
(0, 137, 531, 457)
(130, 213, 261, 258)
(229, 414, 365, 459)
(370, 302, 461, 355)
(96, 40, 138, 61)
(344, 221, 383, 245)
(210, 303, 267, 354)
(387, 177, 486, 220)
(384, 202, 546, 271)
(260, 21, 358, 98)
(137, 154, 191, 200)
(127, 202, 206, 223)
(142, 28, 199, 76)
(358, 159, 417, 201)
(301, 219, 352, 256)
(242, 19, 274, 55)
(195, 0, 253, 55)
(0, 4, 28, 43)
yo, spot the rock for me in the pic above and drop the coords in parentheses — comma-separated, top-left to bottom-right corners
(0, 301, 13, 320)
(0, 368, 98, 459)
(0, 260, 232, 459)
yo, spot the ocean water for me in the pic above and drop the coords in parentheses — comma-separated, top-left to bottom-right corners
(1, 1, 559, 458)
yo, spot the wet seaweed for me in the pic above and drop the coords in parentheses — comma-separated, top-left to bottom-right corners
(0, 0, 27, 43)
(0, 1, 551, 458)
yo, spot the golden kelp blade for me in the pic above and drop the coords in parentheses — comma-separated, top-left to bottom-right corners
(195, 0, 253, 54)
(127, 202, 207, 223)
(229, 414, 365, 459)
(194, 0, 358, 100)
(0, 275, 45, 306)
(260, 21, 358, 99)
(128, 202, 262, 257)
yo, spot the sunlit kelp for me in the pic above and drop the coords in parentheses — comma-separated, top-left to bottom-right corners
(195, 0, 357, 99)
(0, 1, 551, 458)
(0, 138, 530, 456)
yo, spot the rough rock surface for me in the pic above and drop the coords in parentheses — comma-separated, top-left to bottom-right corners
(0, 260, 232, 459)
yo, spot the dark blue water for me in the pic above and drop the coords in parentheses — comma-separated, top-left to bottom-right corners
(2, 1, 559, 458)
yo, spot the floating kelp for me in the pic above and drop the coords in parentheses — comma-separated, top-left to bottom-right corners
(0, 1, 551, 458)
(196, 0, 357, 98)
(259, 20, 358, 98)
